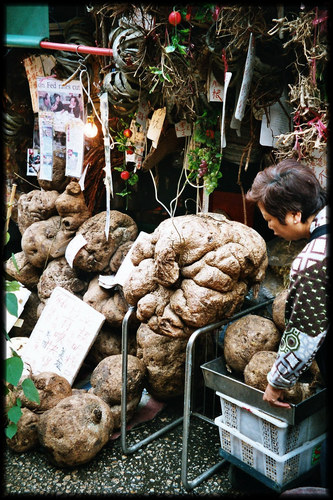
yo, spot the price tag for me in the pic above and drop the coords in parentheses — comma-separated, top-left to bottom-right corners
(147, 107, 166, 147)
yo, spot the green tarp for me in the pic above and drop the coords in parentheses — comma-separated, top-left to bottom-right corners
(4, 5, 49, 48)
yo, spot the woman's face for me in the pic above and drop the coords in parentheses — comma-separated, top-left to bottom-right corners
(258, 202, 303, 241)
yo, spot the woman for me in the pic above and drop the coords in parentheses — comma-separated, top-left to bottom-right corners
(246, 159, 329, 409)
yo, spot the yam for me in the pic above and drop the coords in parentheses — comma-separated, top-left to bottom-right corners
(223, 314, 281, 373)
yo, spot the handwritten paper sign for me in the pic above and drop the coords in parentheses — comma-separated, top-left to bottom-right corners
(20, 287, 105, 385)
(147, 107, 166, 147)
(175, 121, 192, 138)
(208, 71, 224, 102)
(259, 91, 292, 147)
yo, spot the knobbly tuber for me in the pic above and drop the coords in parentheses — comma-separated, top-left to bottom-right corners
(89, 354, 146, 406)
(6, 408, 39, 452)
(272, 289, 289, 332)
(55, 180, 91, 232)
(17, 189, 59, 235)
(5, 251, 42, 289)
(83, 276, 128, 327)
(244, 351, 305, 404)
(37, 393, 113, 467)
(73, 210, 138, 273)
(37, 257, 87, 314)
(123, 213, 268, 339)
(224, 314, 281, 373)
(87, 325, 137, 365)
(136, 322, 213, 400)
(21, 216, 74, 268)
(19, 372, 72, 411)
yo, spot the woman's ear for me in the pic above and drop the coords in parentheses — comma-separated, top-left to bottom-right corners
(293, 211, 302, 224)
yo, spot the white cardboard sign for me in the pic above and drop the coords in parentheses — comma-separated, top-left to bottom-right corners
(20, 287, 105, 385)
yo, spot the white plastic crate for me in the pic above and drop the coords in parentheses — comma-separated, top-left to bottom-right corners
(216, 391, 327, 456)
(215, 415, 325, 487)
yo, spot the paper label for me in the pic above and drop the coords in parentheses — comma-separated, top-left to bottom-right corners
(65, 233, 88, 268)
(39, 112, 54, 181)
(147, 107, 166, 147)
(235, 33, 255, 122)
(175, 121, 192, 137)
(27, 148, 40, 176)
(65, 120, 84, 178)
(20, 287, 105, 385)
(208, 71, 224, 102)
(259, 93, 292, 147)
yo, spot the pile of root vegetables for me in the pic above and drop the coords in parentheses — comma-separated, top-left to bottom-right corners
(223, 289, 323, 404)
(5, 193, 283, 467)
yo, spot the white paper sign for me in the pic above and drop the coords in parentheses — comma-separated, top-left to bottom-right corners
(221, 72, 232, 149)
(20, 287, 105, 385)
(208, 71, 224, 102)
(66, 120, 84, 177)
(175, 121, 192, 137)
(147, 107, 166, 147)
(235, 32, 255, 122)
(259, 92, 292, 147)
(99, 231, 149, 289)
(65, 233, 88, 268)
(39, 112, 54, 181)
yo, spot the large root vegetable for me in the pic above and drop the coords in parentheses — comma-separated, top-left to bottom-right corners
(83, 277, 128, 327)
(244, 351, 304, 404)
(17, 189, 59, 235)
(89, 354, 145, 406)
(272, 289, 289, 332)
(19, 372, 72, 411)
(73, 210, 138, 273)
(21, 216, 74, 268)
(5, 251, 41, 290)
(6, 408, 39, 452)
(55, 180, 91, 232)
(223, 314, 281, 373)
(123, 214, 268, 339)
(37, 393, 113, 467)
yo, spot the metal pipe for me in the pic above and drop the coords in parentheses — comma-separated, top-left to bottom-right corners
(120, 305, 182, 455)
(40, 40, 113, 57)
(181, 297, 274, 490)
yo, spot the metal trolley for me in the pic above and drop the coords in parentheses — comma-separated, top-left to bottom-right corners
(120, 298, 275, 490)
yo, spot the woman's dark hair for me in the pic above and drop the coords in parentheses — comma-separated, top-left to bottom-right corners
(246, 159, 327, 224)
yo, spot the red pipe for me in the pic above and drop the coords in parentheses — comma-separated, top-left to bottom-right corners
(40, 40, 113, 57)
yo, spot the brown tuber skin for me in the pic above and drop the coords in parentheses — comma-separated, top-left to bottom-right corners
(19, 372, 72, 412)
(6, 408, 40, 452)
(223, 314, 281, 373)
(37, 393, 114, 467)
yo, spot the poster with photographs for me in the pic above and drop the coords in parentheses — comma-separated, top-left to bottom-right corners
(27, 148, 40, 176)
(37, 77, 84, 132)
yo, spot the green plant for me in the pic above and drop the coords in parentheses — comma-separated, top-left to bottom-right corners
(4, 226, 40, 439)
(187, 109, 222, 194)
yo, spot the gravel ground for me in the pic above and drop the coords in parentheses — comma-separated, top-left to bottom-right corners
(4, 397, 250, 497)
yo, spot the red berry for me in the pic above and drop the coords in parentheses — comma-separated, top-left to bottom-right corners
(123, 128, 132, 138)
(168, 11, 181, 26)
(120, 170, 130, 180)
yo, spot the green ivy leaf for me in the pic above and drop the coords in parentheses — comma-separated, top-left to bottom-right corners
(5, 356, 24, 386)
(21, 378, 40, 404)
(5, 422, 18, 439)
(6, 292, 18, 317)
(7, 404, 22, 424)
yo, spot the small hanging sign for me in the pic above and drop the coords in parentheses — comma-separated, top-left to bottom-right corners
(208, 71, 224, 102)
(175, 120, 192, 138)
(39, 112, 54, 181)
(147, 107, 166, 148)
(234, 32, 255, 122)
(65, 119, 84, 178)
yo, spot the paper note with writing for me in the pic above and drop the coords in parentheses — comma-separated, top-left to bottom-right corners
(136, 99, 150, 129)
(23, 55, 56, 112)
(175, 121, 192, 138)
(20, 287, 105, 385)
(208, 71, 224, 102)
(65, 233, 87, 268)
(39, 112, 54, 181)
(6, 284, 31, 334)
(147, 107, 166, 147)
(259, 93, 292, 147)
(65, 120, 84, 178)
(235, 32, 255, 122)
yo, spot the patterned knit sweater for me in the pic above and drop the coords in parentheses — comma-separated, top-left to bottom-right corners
(267, 206, 329, 389)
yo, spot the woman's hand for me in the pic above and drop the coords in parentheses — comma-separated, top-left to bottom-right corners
(263, 383, 291, 408)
